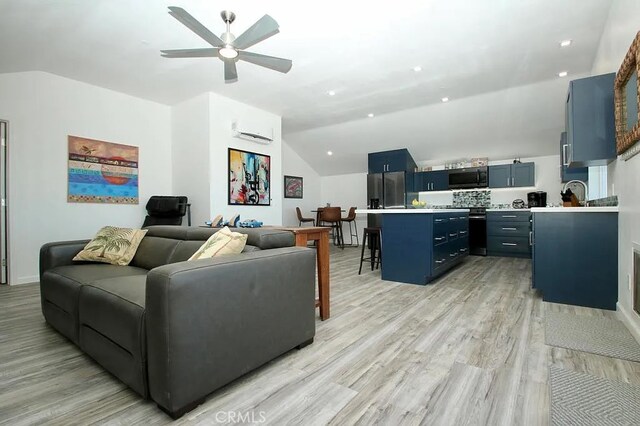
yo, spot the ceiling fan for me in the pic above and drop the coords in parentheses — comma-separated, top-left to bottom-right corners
(161, 6, 292, 83)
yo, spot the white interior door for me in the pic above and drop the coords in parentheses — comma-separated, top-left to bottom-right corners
(0, 120, 7, 284)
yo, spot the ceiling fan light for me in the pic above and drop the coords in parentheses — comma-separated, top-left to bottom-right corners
(219, 45, 238, 59)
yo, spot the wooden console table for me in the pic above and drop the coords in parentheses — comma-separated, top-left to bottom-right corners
(274, 227, 331, 320)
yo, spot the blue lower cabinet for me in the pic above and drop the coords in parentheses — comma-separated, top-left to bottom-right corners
(532, 212, 618, 310)
(487, 211, 532, 258)
(381, 212, 469, 285)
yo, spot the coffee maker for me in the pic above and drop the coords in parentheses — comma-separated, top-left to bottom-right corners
(527, 191, 547, 207)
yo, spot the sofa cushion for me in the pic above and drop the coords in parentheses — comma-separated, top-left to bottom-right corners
(79, 275, 148, 396)
(130, 236, 180, 270)
(40, 264, 148, 344)
(73, 226, 147, 266)
(189, 227, 248, 260)
(144, 226, 295, 250)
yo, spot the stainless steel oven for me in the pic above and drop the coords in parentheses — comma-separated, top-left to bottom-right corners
(468, 207, 487, 256)
(448, 167, 488, 189)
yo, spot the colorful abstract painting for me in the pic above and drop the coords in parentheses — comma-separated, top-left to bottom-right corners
(68, 136, 139, 204)
(284, 175, 303, 199)
(228, 148, 270, 206)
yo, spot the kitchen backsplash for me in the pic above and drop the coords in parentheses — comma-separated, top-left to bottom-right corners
(452, 190, 491, 207)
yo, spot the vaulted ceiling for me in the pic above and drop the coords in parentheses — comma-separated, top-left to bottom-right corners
(0, 0, 614, 175)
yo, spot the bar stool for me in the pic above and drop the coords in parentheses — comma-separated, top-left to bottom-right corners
(319, 207, 344, 249)
(341, 207, 359, 247)
(359, 227, 381, 274)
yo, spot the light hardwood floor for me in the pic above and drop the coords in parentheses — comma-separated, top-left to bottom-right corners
(1, 249, 639, 425)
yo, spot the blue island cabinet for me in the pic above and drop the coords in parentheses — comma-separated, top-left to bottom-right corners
(381, 212, 469, 285)
(532, 212, 618, 310)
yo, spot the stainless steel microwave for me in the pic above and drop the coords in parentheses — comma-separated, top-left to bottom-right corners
(448, 167, 488, 189)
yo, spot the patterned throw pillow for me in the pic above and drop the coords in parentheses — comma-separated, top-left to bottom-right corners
(189, 226, 248, 260)
(73, 226, 147, 266)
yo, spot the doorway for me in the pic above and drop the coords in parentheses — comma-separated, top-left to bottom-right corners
(0, 120, 7, 284)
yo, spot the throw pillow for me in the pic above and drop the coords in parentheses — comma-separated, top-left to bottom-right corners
(189, 226, 248, 260)
(73, 226, 147, 266)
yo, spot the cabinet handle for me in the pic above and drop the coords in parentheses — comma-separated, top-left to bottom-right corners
(430, 182, 434, 190)
(511, 177, 515, 186)
(435, 259, 444, 264)
(449, 217, 457, 220)
(502, 242, 517, 246)
(529, 231, 533, 246)
(450, 253, 458, 257)
(449, 233, 457, 237)
(501, 227, 517, 231)
(459, 248, 468, 253)
(459, 231, 467, 235)
(435, 219, 445, 223)
(507, 177, 510, 186)
(562, 144, 569, 166)
(501, 215, 517, 218)
(435, 236, 446, 241)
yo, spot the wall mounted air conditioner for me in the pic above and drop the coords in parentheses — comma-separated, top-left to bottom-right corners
(231, 120, 274, 144)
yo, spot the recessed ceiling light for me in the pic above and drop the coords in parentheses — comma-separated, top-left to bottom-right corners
(413, 66, 422, 72)
(560, 40, 572, 47)
(558, 71, 568, 77)
(327, 151, 333, 156)
(368, 113, 374, 118)
(441, 97, 449, 103)
(328, 90, 336, 96)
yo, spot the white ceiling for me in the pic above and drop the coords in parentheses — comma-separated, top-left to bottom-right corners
(0, 0, 614, 175)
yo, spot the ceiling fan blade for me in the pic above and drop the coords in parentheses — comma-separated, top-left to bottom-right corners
(237, 51, 292, 73)
(161, 48, 219, 58)
(232, 15, 280, 50)
(224, 59, 238, 83)
(168, 6, 224, 48)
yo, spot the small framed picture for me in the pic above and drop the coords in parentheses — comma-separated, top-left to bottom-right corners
(284, 175, 303, 199)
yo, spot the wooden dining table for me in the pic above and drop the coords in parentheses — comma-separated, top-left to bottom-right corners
(271, 226, 331, 321)
(311, 208, 345, 226)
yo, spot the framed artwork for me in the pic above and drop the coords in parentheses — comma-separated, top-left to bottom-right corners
(228, 147, 271, 206)
(68, 135, 139, 204)
(614, 31, 640, 158)
(284, 175, 303, 199)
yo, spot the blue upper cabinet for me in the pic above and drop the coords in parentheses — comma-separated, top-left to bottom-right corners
(368, 149, 417, 173)
(560, 132, 589, 183)
(512, 163, 535, 187)
(488, 165, 511, 188)
(414, 170, 449, 191)
(489, 163, 534, 188)
(565, 73, 616, 167)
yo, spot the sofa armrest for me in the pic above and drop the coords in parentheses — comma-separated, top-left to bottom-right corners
(145, 246, 316, 416)
(39, 240, 90, 278)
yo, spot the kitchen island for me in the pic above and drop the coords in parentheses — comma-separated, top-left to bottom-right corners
(356, 209, 470, 285)
(531, 206, 618, 309)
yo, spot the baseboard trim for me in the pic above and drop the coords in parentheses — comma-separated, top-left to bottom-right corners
(617, 302, 640, 344)
(14, 275, 39, 285)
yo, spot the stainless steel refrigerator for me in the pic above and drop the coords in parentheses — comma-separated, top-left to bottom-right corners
(367, 171, 410, 228)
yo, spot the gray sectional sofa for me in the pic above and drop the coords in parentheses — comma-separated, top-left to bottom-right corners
(39, 226, 316, 418)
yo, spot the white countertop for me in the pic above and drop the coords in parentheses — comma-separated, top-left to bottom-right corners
(486, 208, 530, 212)
(530, 207, 618, 213)
(356, 208, 470, 214)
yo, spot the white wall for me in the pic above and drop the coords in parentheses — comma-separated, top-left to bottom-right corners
(172, 93, 210, 226)
(208, 92, 283, 226)
(0, 71, 172, 284)
(417, 155, 563, 207)
(591, 0, 640, 338)
(320, 173, 368, 244)
(281, 140, 321, 226)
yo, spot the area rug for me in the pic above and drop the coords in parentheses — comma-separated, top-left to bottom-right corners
(545, 311, 640, 362)
(549, 366, 640, 426)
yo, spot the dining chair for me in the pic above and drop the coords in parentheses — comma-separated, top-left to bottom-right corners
(296, 207, 315, 227)
(319, 207, 344, 249)
(341, 207, 359, 246)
